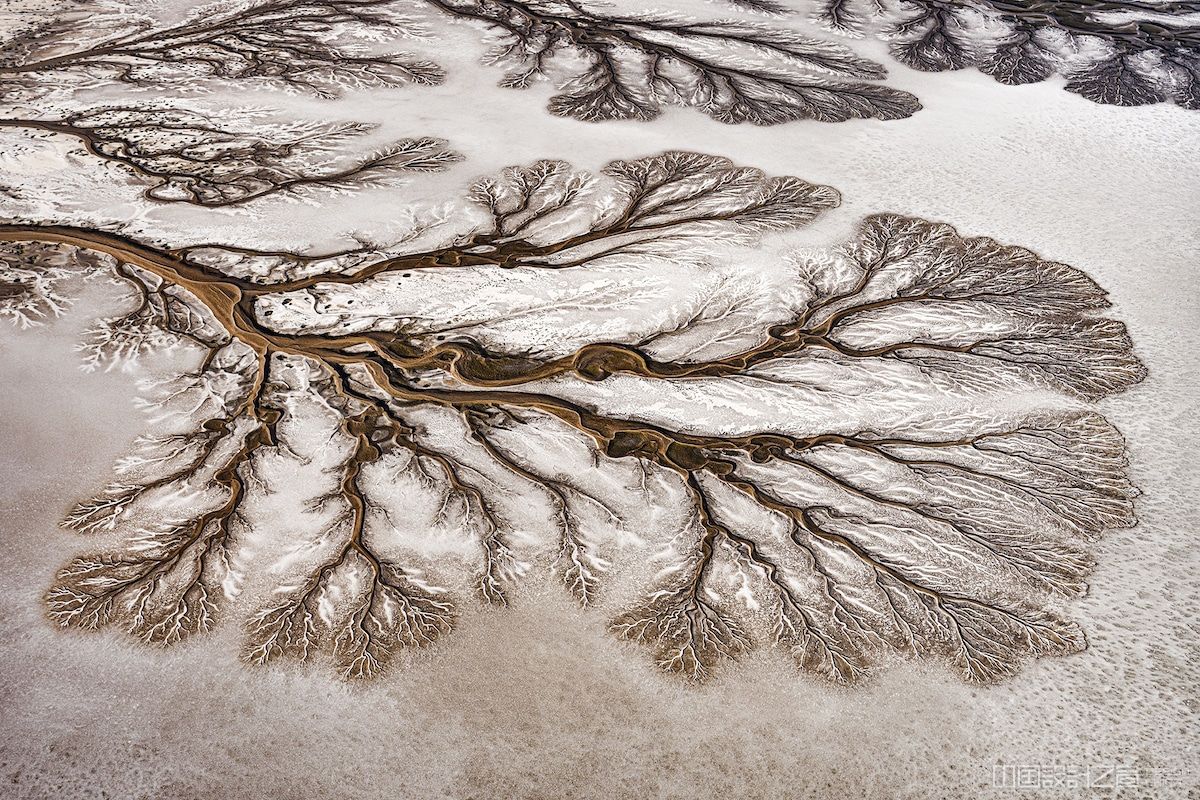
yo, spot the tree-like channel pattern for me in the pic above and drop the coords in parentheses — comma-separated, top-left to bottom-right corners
(0, 0, 917, 209)
(817, 0, 1200, 109)
(0, 152, 1144, 681)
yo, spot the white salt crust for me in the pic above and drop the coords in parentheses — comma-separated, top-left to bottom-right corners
(1, 3, 1198, 798)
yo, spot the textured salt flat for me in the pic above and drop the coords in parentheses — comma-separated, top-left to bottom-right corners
(1, 2, 1198, 798)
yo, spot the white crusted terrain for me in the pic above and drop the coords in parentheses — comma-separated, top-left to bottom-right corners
(0, 1, 1198, 798)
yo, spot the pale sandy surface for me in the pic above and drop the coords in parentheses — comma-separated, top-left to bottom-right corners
(1, 7, 1199, 799)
